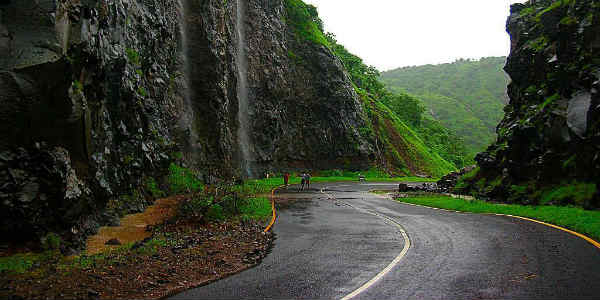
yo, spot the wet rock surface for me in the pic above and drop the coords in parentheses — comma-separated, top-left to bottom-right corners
(460, 0, 600, 206)
(183, 0, 373, 177)
(0, 0, 183, 247)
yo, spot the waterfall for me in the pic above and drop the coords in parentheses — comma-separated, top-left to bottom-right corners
(236, 0, 252, 178)
(178, 0, 199, 153)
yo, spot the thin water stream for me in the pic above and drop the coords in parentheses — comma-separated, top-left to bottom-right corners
(178, 0, 199, 152)
(236, 0, 252, 178)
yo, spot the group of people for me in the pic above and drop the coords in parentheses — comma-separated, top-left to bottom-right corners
(280, 172, 311, 191)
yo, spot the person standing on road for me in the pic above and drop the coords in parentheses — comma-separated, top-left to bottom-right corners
(305, 172, 311, 190)
(300, 173, 306, 191)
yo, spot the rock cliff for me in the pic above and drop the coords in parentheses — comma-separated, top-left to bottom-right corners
(0, 0, 185, 248)
(457, 0, 600, 207)
(0, 0, 376, 248)
(183, 0, 374, 178)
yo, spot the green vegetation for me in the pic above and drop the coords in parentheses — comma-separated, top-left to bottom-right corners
(529, 36, 549, 51)
(396, 195, 600, 243)
(381, 57, 509, 158)
(368, 101, 457, 177)
(0, 253, 40, 274)
(239, 197, 272, 220)
(245, 173, 438, 190)
(327, 34, 384, 96)
(145, 177, 165, 199)
(138, 86, 148, 97)
(72, 80, 83, 92)
(284, 0, 330, 47)
(168, 163, 203, 194)
(125, 48, 141, 66)
(540, 182, 597, 207)
(536, 0, 573, 21)
(325, 33, 464, 172)
(177, 182, 273, 222)
(41, 232, 62, 251)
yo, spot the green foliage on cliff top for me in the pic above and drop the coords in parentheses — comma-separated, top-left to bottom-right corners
(381, 57, 509, 157)
(284, 0, 330, 47)
(327, 33, 384, 97)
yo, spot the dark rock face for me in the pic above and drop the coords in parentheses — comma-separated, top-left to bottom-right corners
(0, 0, 184, 247)
(461, 0, 600, 207)
(184, 0, 373, 177)
(246, 0, 372, 174)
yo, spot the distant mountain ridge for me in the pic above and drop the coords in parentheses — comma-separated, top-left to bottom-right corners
(380, 57, 509, 156)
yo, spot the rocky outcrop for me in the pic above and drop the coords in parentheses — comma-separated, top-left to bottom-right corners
(437, 166, 475, 193)
(458, 0, 600, 207)
(0, 0, 184, 248)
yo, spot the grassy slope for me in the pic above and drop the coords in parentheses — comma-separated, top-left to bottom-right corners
(397, 195, 600, 244)
(364, 98, 456, 177)
(381, 57, 508, 156)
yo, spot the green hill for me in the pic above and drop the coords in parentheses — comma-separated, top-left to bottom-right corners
(381, 57, 509, 157)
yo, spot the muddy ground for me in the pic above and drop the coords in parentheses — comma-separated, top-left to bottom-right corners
(1, 219, 273, 300)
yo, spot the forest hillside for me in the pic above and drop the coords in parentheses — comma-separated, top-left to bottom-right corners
(381, 57, 509, 157)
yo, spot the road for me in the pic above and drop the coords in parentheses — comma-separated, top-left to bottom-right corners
(170, 182, 600, 300)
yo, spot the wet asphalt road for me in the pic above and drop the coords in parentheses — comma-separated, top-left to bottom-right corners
(171, 182, 600, 300)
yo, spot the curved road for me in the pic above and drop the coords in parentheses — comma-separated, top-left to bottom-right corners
(171, 182, 600, 299)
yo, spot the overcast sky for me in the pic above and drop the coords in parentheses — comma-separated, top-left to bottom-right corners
(303, 0, 527, 71)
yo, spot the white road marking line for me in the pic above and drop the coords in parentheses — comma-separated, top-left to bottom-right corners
(320, 187, 411, 300)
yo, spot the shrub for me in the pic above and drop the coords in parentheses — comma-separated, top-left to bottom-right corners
(540, 182, 597, 207)
(146, 177, 166, 199)
(41, 232, 61, 251)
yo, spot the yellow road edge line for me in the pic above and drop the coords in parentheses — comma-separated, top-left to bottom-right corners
(263, 185, 283, 233)
(397, 201, 600, 250)
(499, 214, 600, 249)
(319, 186, 411, 300)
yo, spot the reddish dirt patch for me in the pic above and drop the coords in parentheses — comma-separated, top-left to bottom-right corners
(86, 196, 182, 255)
(1, 220, 273, 300)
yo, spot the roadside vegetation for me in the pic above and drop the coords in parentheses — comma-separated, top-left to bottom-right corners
(396, 195, 600, 243)
(0, 162, 272, 276)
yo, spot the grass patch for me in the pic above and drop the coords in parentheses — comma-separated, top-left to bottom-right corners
(168, 163, 203, 194)
(0, 253, 45, 274)
(397, 195, 600, 243)
(240, 197, 272, 220)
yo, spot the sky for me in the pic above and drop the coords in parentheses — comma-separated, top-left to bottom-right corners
(303, 0, 528, 71)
